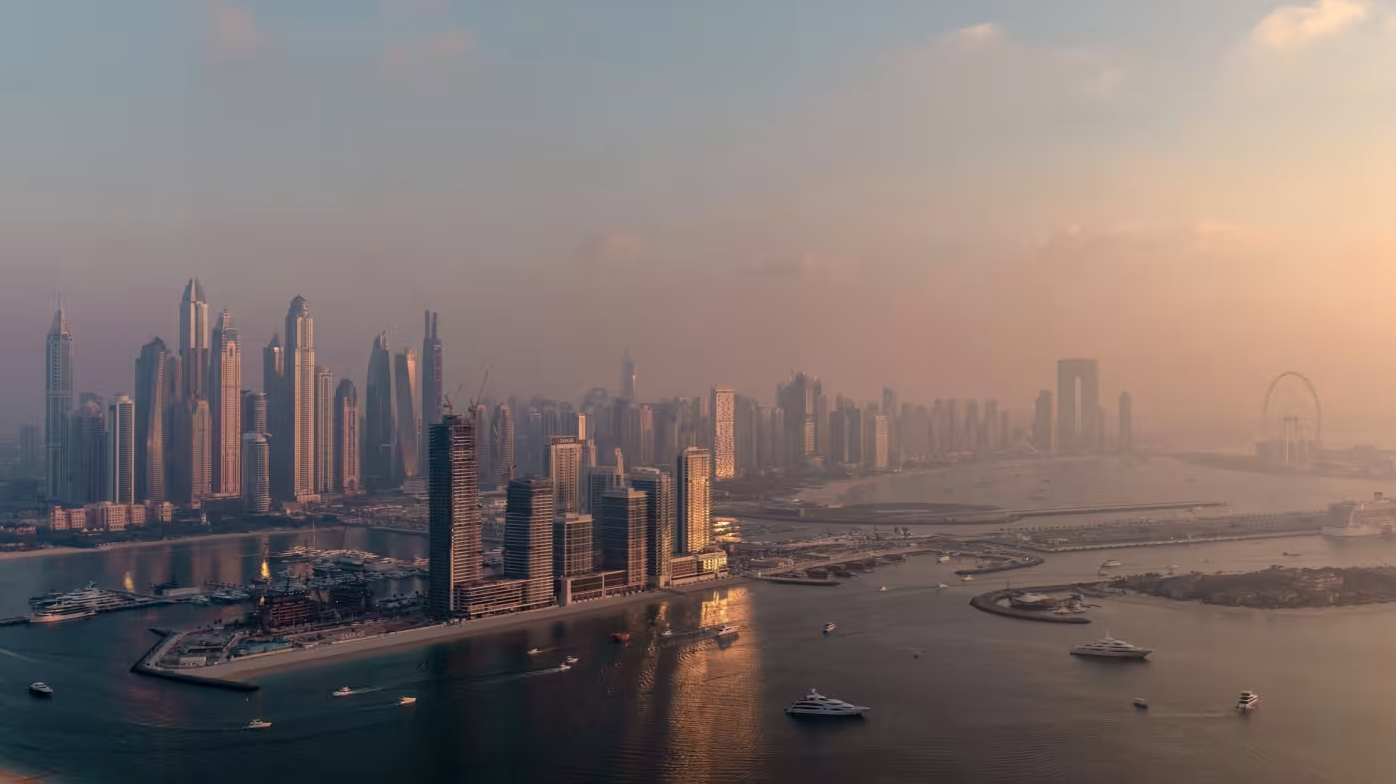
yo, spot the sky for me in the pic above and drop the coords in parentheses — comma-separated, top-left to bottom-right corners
(3, 0, 1396, 447)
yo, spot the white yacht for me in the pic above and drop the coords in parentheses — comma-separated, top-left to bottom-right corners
(784, 689, 870, 717)
(1070, 636, 1153, 659)
(30, 604, 97, 624)
(29, 682, 53, 697)
(715, 625, 739, 637)
(245, 718, 272, 730)
(1237, 691, 1260, 711)
(959, 575, 974, 582)
(823, 622, 836, 634)
(527, 648, 542, 655)
(398, 696, 417, 706)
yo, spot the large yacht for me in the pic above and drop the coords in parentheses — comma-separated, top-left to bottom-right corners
(1323, 493, 1396, 538)
(1237, 691, 1260, 711)
(245, 719, 272, 730)
(784, 689, 870, 718)
(29, 682, 53, 697)
(30, 604, 97, 624)
(1070, 636, 1153, 659)
(823, 622, 836, 634)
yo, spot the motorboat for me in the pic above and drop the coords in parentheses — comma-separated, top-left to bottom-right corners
(715, 625, 739, 637)
(1282, 551, 1302, 557)
(1100, 560, 1123, 569)
(937, 555, 950, 563)
(398, 696, 417, 706)
(1237, 691, 1260, 711)
(1133, 698, 1149, 709)
(29, 682, 53, 697)
(558, 663, 571, 672)
(245, 719, 272, 730)
(660, 629, 676, 637)
(565, 656, 579, 664)
(331, 686, 362, 698)
(959, 575, 974, 582)
(784, 688, 870, 718)
(878, 586, 887, 592)
(823, 622, 836, 634)
(527, 648, 542, 655)
(1070, 636, 1153, 659)
(936, 583, 950, 589)
(609, 632, 631, 643)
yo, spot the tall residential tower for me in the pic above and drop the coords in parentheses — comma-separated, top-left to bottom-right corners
(208, 310, 241, 495)
(45, 307, 74, 500)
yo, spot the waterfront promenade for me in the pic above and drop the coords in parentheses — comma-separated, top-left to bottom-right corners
(149, 578, 745, 682)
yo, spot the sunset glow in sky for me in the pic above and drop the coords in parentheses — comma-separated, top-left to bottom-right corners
(3, 0, 1396, 446)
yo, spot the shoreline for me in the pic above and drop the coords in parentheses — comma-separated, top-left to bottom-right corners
(0, 527, 346, 562)
(152, 577, 748, 682)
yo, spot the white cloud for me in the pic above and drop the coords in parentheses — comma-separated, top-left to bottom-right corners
(905, 23, 1126, 101)
(1251, 0, 1374, 50)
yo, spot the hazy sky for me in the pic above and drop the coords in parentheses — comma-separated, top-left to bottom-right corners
(3, 0, 1395, 447)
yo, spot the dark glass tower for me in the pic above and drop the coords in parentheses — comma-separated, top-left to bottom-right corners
(428, 413, 480, 619)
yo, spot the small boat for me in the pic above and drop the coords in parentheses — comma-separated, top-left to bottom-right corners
(398, 696, 417, 706)
(28, 682, 53, 697)
(660, 629, 676, 637)
(1133, 698, 1149, 709)
(1100, 560, 1123, 569)
(565, 656, 579, 664)
(936, 583, 950, 589)
(1282, 551, 1302, 557)
(1237, 691, 1259, 711)
(878, 586, 887, 592)
(331, 686, 358, 698)
(245, 718, 272, 730)
(558, 663, 571, 672)
(715, 624, 739, 637)
(823, 622, 836, 634)
(959, 575, 974, 582)
(527, 648, 542, 655)
(937, 555, 950, 563)
(609, 632, 631, 643)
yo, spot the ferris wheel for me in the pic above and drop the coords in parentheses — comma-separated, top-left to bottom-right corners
(1261, 372, 1321, 466)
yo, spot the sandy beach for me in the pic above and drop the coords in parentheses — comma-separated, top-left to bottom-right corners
(161, 577, 747, 682)
(0, 528, 342, 563)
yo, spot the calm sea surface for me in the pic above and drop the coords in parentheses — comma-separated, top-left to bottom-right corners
(5, 458, 1396, 783)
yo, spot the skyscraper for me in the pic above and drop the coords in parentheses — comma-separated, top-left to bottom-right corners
(420, 311, 443, 471)
(241, 433, 270, 513)
(242, 390, 267, 436)
(711, 387, 735, 480)
(363, 333, 394, 491)
(45, 307, 74, 500)
(1057, 359, 1101, 453)
(504, 477, 555, 609)
(134, 338, 168, 503)
(598, 486, 647, 588)
(106, 396, 136, 505)
(263, 333, 287, 498)
(548, 436, 584, 515)
(1033, 391, 1053, 453)
(491, 403, 515, 487)
(208, 309, 241, 496)
(675, 447, 712, 554)
(170, 398, 211, 504)
(285, 297, 316, 499)
(69, 397, 105, 504)
(334, 379, 360, 493)
(619, 350, 636, 401)
(178, 279, 210, 400)
(1119, 391, 1133, 454)
(314, 366, 335, 494)
(428, 413, 481, 619)
(393, 348, 420, 481)
(778, 372, 817, 464)
(874, 414, 889, 470)
(631, 467, 673, 588)
(553, 514, 593, 577)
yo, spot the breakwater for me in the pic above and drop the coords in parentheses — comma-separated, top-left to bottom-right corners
(954, 555, 1044, 576)
(756, 576, 841, 586)
(129, 629, 259, 692)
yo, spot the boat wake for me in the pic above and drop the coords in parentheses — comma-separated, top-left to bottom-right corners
(0, 647, 37, 662)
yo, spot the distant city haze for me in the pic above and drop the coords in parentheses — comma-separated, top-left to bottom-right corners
(3, 0, 1396, 448)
